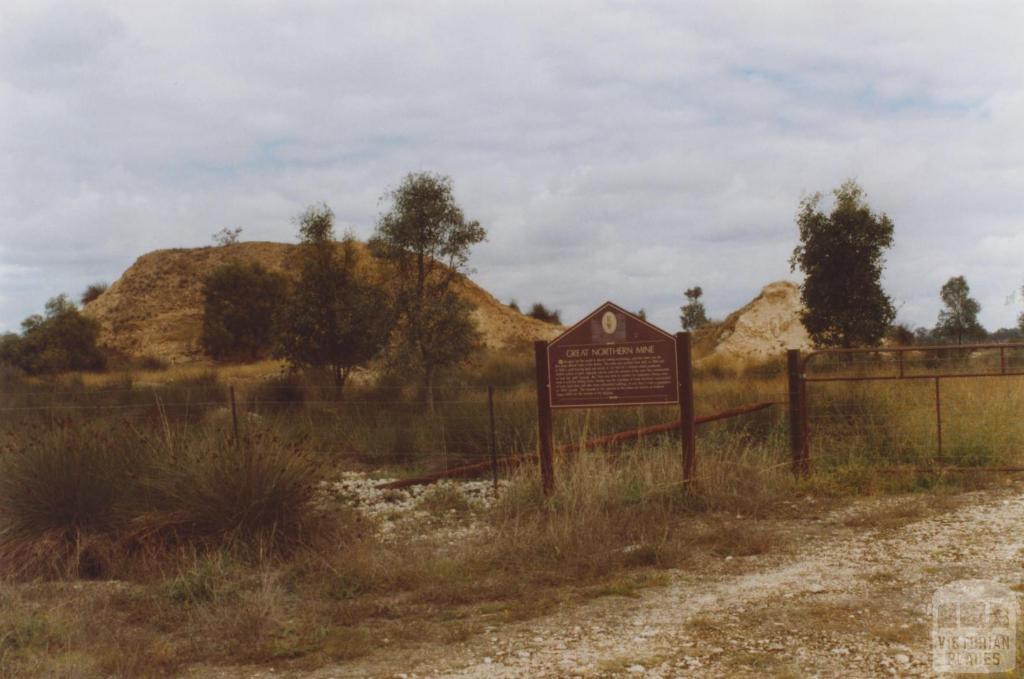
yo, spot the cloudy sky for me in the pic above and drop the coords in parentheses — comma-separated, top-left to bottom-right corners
(2, 1, 1023, 335)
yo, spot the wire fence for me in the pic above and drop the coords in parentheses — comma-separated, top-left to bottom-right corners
(801, 343, 1024, 471)
(0, 373, 793, 482)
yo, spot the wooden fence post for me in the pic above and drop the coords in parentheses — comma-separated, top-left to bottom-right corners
(534, 341, 555, 495)
(676, 332, 696, 484)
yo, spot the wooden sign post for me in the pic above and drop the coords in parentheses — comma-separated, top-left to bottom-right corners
(676, 332, 696, 484)
(534, 302, 694, 494)
(534, 340, 555, 495)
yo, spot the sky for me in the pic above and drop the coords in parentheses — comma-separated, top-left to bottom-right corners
(2, 1, 1023, 335)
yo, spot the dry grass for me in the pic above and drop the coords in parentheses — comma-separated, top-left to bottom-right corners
(2, 348, 1022, 674)
(71, 359, 288, 388)
(0, 433, 805, 675)
(840, 493, 965, 531)
(484, 442, 793, 580)
(0, 418, 326, 580)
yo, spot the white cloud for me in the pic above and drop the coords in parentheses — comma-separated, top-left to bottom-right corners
(2, 1, 1023, 334)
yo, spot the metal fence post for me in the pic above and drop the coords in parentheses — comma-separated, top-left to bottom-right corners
(534, 341, 554, 495)
(487, 385, 498, 492)
(787, 350, 805, 475)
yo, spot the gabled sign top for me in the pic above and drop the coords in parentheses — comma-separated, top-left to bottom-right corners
(546, 301, 679, 409)
(549, 301, 675, 349)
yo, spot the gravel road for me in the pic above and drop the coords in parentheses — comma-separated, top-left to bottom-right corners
(213, 485, 1024, 678)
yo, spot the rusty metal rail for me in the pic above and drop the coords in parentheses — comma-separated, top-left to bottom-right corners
(801, 342, 1024, 381)
(377, 399, 784, 489)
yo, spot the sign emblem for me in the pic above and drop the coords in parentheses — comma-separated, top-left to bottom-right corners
(601, 311, 617, 335)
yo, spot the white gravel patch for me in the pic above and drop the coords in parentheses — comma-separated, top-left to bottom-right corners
(316, 473, 507, 543)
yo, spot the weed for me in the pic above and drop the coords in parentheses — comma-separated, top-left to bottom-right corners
(418, 482, 471, 514)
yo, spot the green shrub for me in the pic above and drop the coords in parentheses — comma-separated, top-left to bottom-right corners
(526, 302, 561, 325)
(248, 372, 307, 410)
(80, 282, 109, 306)
(201, 262, 288, 361)
(3, 295, 106, 374)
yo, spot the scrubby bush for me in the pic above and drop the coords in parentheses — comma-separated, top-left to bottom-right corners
(200, 262, 288, 361)
(1, 295, 106, 374)
(527, 302, 561, 325)
(887, 322, 916, 347)
(135, 355, 169, 371)
(247, 372, 308, 410)
(80, 282, 108, 305)
(0, 332, 20, 367)
(212, 226, 243, 246)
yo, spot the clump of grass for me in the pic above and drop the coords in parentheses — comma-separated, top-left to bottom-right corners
(0, 423, 145, 578)
(165, 554, 228, 605)
(0, 362, 24, 392)
(135, 431, 324, 558)
(417, 482, 471, 514)
(134, 355, 169, 371)
(0, 421, 326, 579)
(486, 442, 792, 578)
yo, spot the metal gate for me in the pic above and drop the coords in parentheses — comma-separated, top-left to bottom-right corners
(787, 343, 1024, 473)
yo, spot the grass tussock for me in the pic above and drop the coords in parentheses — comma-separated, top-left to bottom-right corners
(0, 421, 325, 580)
(486, 443, 793, 577)
(136, 432, 324, 556)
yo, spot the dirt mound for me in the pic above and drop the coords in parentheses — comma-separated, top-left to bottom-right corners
(83, 241, 562, 363)
(694, 281, 812, 362)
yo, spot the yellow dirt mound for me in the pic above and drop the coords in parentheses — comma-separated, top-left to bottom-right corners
(694, 281, 812, 362)
(83, 241, 562, 364)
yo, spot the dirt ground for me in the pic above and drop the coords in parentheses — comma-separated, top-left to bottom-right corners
(196, 485, 1024, 678)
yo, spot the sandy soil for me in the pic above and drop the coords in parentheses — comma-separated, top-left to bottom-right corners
(84, 241, 561, 363)
(696, 281, 813, 363)
(203, 485, 1024, 678)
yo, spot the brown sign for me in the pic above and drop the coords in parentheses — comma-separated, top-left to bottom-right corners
(547, 302, 678, 408)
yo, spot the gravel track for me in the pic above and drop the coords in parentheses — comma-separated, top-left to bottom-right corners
(207, 486, 1024, 678)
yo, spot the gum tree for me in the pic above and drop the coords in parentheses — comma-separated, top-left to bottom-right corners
(790, 180, 896, 348)
(277, 204, 394, 392)
(935, 275, 984, 345)
(370, 173, 485, 411)
(680, 286, 709, 331)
